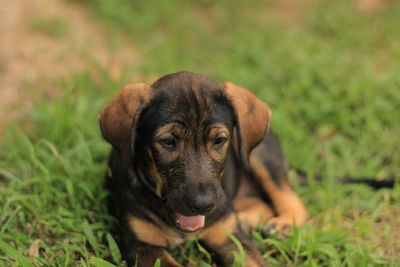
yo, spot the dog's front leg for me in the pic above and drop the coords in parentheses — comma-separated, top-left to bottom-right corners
(250, 156, 308, 236)
(121, 217, 183, 267)
(200, 214, 266, 267)
(124, 243, 182, 267)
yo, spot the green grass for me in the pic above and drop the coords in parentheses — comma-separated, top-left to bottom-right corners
(1, 0, 400, 266)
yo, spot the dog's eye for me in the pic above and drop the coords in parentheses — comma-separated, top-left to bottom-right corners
(213, 137, 227, 147)
(160, 137, 177, 149)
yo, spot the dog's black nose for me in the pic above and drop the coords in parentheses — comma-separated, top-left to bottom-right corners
(189, 198, 215, 214)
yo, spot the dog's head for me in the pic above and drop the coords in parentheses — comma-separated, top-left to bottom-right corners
(100, 72, 271, 232)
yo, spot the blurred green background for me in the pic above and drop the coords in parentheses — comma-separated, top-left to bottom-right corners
(0, 0, 399, 266)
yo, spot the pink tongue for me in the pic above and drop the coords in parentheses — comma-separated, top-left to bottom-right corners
(176, 213, 205, 232)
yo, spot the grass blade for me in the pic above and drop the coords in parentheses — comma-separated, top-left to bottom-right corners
(106, 233, 121, 264)
(0, 240, 33, 267)
(83, 222, 100, 256)
(89, 257, 118, 267)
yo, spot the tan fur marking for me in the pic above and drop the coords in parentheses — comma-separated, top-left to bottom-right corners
(146, 149, 164, 197)
(202, 211, 267, 267)
(159, 251, 183, 267)
(207, 123, 231, 162)
(245, 258, 264, 267)
(200, 214, 236, 247)
(128, 216, 184, 249)
(133, 246, 183, 267)
(250, 156, 308, 226)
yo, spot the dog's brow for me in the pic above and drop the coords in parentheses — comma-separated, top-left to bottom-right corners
(208, 123, 228, 130)
(153, 123, 184, 138)
(172, 120, 186, 127)
(207, 124, 229, 136)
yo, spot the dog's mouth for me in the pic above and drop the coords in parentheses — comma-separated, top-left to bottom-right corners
(175, 213, 205, 232)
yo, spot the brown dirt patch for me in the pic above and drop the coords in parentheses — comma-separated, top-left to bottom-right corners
(265, 0, 320, 27)
(355, 0, 389, 13)
(0, 0, 141, 133)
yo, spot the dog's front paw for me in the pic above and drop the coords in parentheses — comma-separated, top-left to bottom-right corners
(263, 217, 294, 238)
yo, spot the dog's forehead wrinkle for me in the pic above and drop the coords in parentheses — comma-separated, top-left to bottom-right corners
(178, 89, 213, 124)
(149, 83, 232, 135)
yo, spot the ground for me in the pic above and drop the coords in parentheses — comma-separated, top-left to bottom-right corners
(0, 0, 399, 266)
(0, 0, 139, 133)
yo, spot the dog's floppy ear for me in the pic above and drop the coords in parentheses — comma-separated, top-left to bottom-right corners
(223, 81, 272, 165)
(99, 83, 151, 156)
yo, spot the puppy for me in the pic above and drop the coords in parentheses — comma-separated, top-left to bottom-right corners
(99, 72, 308, 267)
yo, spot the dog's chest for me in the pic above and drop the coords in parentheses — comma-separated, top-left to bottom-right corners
(166, 231, 199, 249)
(128, 215, 199, 249)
